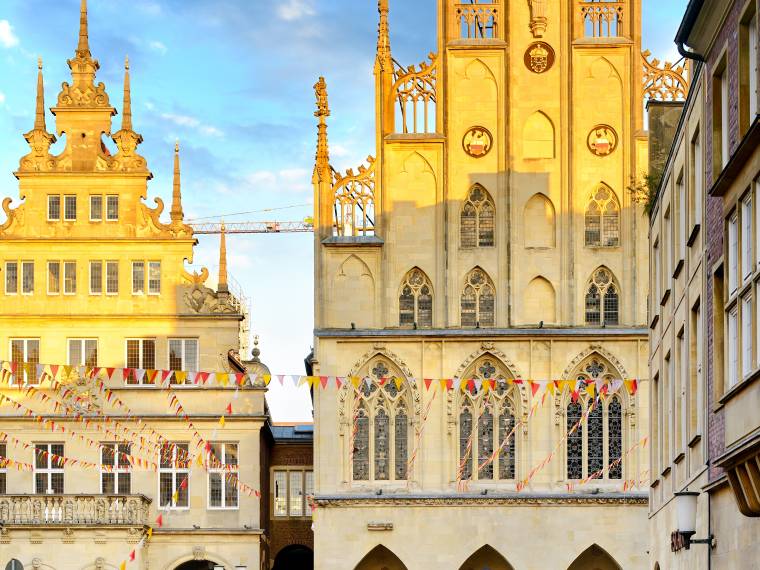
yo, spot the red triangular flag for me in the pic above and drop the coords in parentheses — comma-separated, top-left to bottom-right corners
(225, 403, 232, 415)
(424, 378, 433, 390)
(129, 550, 135, 562)
(155, 514, 163, 527)
(531, 382, 540, 397)
(319, 375, 328, 388)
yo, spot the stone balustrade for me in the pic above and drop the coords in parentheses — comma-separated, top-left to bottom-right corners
(453, 2, 500, 40)
(577, 1, 627, 39)
(0, 494, 150, 526)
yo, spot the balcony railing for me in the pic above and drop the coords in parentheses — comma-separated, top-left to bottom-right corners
(0, 494, 150, 526)
(453, 2, 500, 40)
(576, 1, 627, 39)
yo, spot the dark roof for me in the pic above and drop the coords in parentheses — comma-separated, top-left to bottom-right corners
(271, 424, 314, 443)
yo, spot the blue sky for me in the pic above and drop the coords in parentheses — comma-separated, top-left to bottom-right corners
(0, 0, 687, 421)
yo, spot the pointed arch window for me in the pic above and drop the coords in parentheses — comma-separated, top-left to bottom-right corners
(461, 185, 495, 248)
(399, 268, 433, 328)
(565, 357, 625, 480)
(350, 359, 413, 483)
(458, 357, 519, 481)
(585, 268, 619, 325)
(461, 268, 495, 327)
(585, 185, 620, 247)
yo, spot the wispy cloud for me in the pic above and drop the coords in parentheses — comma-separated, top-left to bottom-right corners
(148, 40, 167, 55)
(0, 20, 19, 48)
(244, 168, 311, 194)
(276, 0, 315, 21)
(160, 112, 224, 137)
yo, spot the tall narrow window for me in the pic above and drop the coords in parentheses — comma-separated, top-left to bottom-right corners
(690, 128, 703, 233)
(566, 402, 583, 479)
(132, 262, 145, 294)
(394, 409, 408, 480)
(728, 305, 739, 389)
(101, 443, 131, 494)
(90, 261, 103, 295)
(273, 471, 288, 516)
(47, 261, 60, 295)
(353, 407, 369, 480)
(21, 261, 34, 295)
(741, 5, 758, 133)
(690, 302, 702, 438)
(713, 64, 730, 172)
(34, 443, 64, 493)
(585, 268, 619, 325)
(90, 195, 103, 221)
(729, 212, 739, 295)
(63, 195, 77, 221)
(742, 196, 753, 282)
(289, 470, 304, 516)
(11, 338, 40, 385)
(106, 195, 119, 221)
(68, 339, 98, 367)
(374, 409, 390, 480)
(461, 268, 496, 327)
(585, 185, 620, 247)
(399, 268, 433, 327)
(477, 407, 494, 480)
(677, 172, 686, 262)
(460, 185, 495, 248)
(498, 409, 516, 479)
(459, 407, 473, 480)
(608, 397, 623, 479)
(587, 401, 604, 476)
(5, 261, 18, 294)
(106, 261, 119, 294)
(148, 262, 161, 294)
(63, 262, 76, 295)
(208, 442, 238, 509)
(168, 339, 199, 373)
(159, 443, 189, 508)
(47, 195, 61, 221)
(742, 294, 753, 378)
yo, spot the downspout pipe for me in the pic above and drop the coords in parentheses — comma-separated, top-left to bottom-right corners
(674, 0, 706, 62)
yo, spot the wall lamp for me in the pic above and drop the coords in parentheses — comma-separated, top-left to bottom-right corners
(671, 491, 715, 551)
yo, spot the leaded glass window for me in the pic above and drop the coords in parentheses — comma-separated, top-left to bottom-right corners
(459, 407, 473, 480)
(374, 409, 390, 480)
(477, 408, 494, 479)
(608, 397, 622, 479)
(567, 402, 583, 479)
(498, 411, 516, 479)
(399, 268, 433, 327)
(394, 410, 408, 480)
(353, 408, 369, 481)
(461, 268, 496, 327)
(585, 185, 620, 247)
(587, 401, 604, 476)
(461, 184, 495, 248)
(585, 268, 619, 326)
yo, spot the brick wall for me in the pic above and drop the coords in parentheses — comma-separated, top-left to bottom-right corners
(704, 0, 745, 483)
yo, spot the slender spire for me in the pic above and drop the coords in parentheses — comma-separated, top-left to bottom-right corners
(77, 0, 91, 57)
(121, 56, 132, 131)
(218, 222, 228, 293)
(376, 0, 392, 72)
(34, 58, 46, 131)
(171, 141, 184, 223)
(313, 77, 330, 176)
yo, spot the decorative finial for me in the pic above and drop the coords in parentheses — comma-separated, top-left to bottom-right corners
(218, 221, 228, 293)
(170, 141, 184, 223)
(20, 58, 56, 171)
(77, 0, 91, 57)
(121, 56, 132, 131)
(314, 77, 330, 174)
(34, 58, 46, 131)
(376, 0, 392, 70)
(314, 76, 329, 118)
(251, 335, 261, 362)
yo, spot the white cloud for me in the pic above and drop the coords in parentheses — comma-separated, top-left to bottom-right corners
(148, 40, 167, 55)
(0, 20, 19, 48)
(160, 112, 224, 137)
(243, 168, 311, 194)
(276, 0, 315, 21)
(0, 92, 5, 105)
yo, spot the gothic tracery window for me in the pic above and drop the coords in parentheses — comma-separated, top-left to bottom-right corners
(565, 356, 625, 481)
(458, 356, 518, 482)
(350, 358, 413, 483)
(585, 268, 619, 325)
(461, 268, 496, 327)
(584, 185, 620, 247)
(461, 185, 495, 248)
(399, 268, 433, 328)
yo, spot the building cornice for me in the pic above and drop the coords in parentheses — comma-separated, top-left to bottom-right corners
(314, 493, 648, 507)
(315, 327, 648, 339)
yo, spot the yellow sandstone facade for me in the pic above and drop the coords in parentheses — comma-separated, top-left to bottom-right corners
(312, 1, 651, 568)
(0, 2, 267, 569)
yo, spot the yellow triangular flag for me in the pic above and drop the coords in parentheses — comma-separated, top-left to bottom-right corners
(174, 371, 187, 384)
(120, 562, 126, 570)
(394, 377, 403, 391)
(263, 374, 272, 385)
(146, 527, 153, 539)
(219, 415, 226, 428)
(586, 383, 595, 397)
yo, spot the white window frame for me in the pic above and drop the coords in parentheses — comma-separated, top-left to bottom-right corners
(749, 10, 758, 119)
(106, 195, 119, 222)
(89, 195, 103, 222)
(5, 261, 18, 295)
(10, 338, 40, 385)
(21, 261, 34, 295)
(47, 195, 61, 222)
(63, 195, 77, 222)
(272, 468, 314, 519)
(148, 261, 161, 295)
(34, 443, 64, 494)
(207, 442, 239, 510)
(691, 128, 703, 232)
(105, 261, 119, 295)
(721, 70, 730, 168)
(100, 443, 131, 495)
(89, 261, 103, 295)
(728, 304, 739, 390)
(742, 294, 754, 379)
(63, 261, 76, 295)
(677, 172, 686, 262)
(742, 195, 753, 282)
(158, 443, 189, 509)
(132, 262, 145, 295)
(124, 338, 156, 385)
(168, 338, 199, 372)
(68, 338, 98, 367)
(47, 261, 61, 295)
(729, 212, 739, 296)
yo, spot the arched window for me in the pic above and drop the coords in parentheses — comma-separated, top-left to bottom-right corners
(565, 356, 625, 480)
(350, 358, 413, 483)
(458, 356, 519, 481)
(585, 268, 619, 325)
(399, 268, 433, 327)
(461, 268, 496, 327)
(585, 184, 620, 247)
(461, 185, 495, 248)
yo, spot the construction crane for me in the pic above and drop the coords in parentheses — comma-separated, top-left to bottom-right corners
(188, 220, 314, 235)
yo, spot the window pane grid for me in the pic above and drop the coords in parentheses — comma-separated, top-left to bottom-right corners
(64, 262, 76, 294)
(5, 262, 18, 294)
(106, 195, 119, 221)
(64, 196, 77, 221)
(132, 262, 145, 294)
(90, 261, 103, 294)
(21, 262, 34, 294)
(48, 262, 60, 294)
(148, 262, 161, 294)
(48, 195, 61, 221)
(90, 195, 103, 221)
(158, 443, 189, 507)
(106, 262, 119, 294)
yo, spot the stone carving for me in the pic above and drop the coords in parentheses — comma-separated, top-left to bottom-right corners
(0, 495, 150, 526)
(315, 495, 648, 507)
(587, 124, 618, 156)
(524, 42, 555, 74)
(0, 198, 23, 235)
(137, 197, 193, 239)
(528, 0, 548, 37)
(95, 558, 105, 570)
(462, 126, 493, 158)
(193, 546, 206, 560)
(183, 282, 239, 315)
(642, 50, 689, 101)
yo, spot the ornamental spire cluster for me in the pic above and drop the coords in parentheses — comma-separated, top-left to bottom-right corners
(171, 142, 185, 223)
(375, 0, 392, 72)
(313, 76, 331, 181)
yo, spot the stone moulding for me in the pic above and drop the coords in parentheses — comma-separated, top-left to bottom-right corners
(314, 493, 648, 507)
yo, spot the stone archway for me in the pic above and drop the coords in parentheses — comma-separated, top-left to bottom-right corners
(353, 545, 407, 570)
(174, 561, 222, 570)
(567, 544, 622, 570)
(272, 544, 313, 570)
(458, 545, 514, 570)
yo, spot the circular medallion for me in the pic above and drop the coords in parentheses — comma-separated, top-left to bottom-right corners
(462, 126, 493, 158)
(524, 42, 555, 74)
(587, 124, 618, 156)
